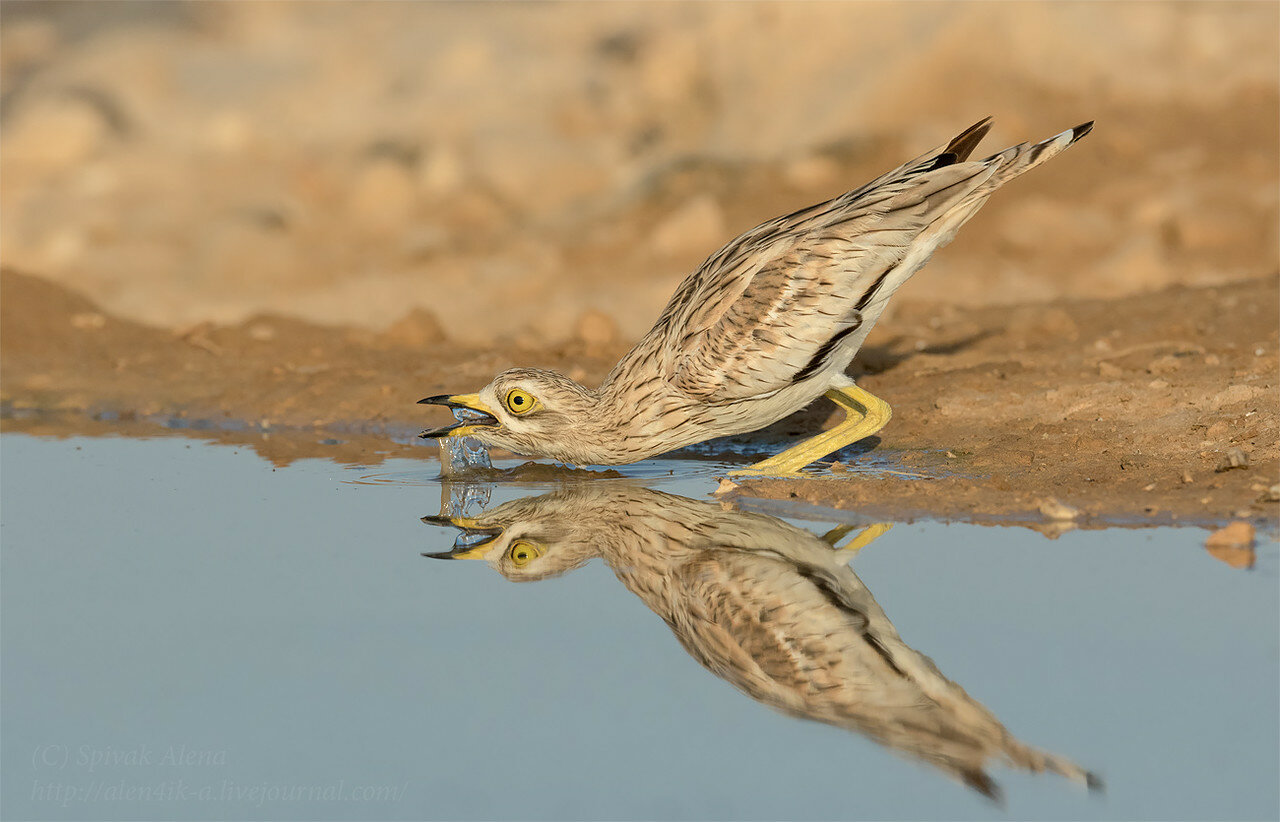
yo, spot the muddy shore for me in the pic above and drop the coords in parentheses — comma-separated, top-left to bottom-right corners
(4, 268, 1275, 528)
(2, 3, 1277, 530)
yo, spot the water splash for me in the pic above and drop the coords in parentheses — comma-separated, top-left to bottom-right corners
(440, 408, 492, 476)
(444, 481, 492, 519)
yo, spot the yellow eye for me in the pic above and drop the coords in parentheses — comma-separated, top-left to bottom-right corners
(508, 540, 542, 567)
(504, 388, 536, 415)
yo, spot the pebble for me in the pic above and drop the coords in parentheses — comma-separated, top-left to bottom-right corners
(1145, 355, 1181, 375)
(1204, 520, 1256, 569)
(1203, 527, 1254, 565)
(1214, 447, 1249, 473)
(349, 158, 418, 230)
(783, 154, 840, 188)
(3, 96, 110, 170)
(70, 312, 107, 330)
(381, 307, 447, 348)
(419, 144, 467, 196)
(712, 478, 740, 497)
(651, 194, 726, 257)
(1037, 497, 1080, 521)
(1209, 384, 1266, 410)
(575, 309, 619, 347)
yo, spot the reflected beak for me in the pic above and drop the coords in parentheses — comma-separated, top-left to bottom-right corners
(417, 393, 500, 439)
(420, 514, 503, 560)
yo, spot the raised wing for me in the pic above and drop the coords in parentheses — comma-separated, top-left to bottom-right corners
(650, 118, 1090, 404)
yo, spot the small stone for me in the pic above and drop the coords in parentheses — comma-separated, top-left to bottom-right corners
(1209, 384, 1266, 411)
(712, 477, 740, 497)
(651, 194, 726, 257)
(1204, 521, 1256, 570)
(1147, 379, 1169, 390)
(783, 153, 840, 188)
(70, 312, 106, 330)
(1098, 361, 1123, 379)
(945, 451, 957, 458)
(575, 309, 619, 347)
(207, 111, 253, 153)
(1181, 470, 1194, 484)
(1037, 497, 1080, 522)
(1204, 354, 1221, 366)
(1261, 484, 1280, 503)
(1214, 448, 1249, 473)
(349, 158, 417, 230)
(3, 95, 110, 170)
(419, 144, 467, 196)
(1205, 420, 1233, 441)
(381, 307, 447, 348)
(1143, 482, 1157, 492)
(1146, 355, 1181, 375)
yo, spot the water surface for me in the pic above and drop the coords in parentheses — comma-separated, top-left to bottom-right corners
(2, 434, 1276, 821)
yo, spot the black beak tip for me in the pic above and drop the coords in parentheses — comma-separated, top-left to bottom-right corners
(418, 394, 451, 405)
(421, 550, 456, 559)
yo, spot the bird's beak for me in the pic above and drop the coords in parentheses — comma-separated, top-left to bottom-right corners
(417, 393, 500, 439)
(421, 514, 503, 560)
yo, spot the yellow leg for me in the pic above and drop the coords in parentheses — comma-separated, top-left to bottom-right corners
(731, 384, 891, 476)
(831, 522, 893, 561)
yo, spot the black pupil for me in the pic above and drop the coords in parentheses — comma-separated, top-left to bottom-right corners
(513, 396, 524, 405)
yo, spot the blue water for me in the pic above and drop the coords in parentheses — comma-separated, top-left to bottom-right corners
(2, 434, 1277, 821)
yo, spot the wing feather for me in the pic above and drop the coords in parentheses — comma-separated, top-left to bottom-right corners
(664, 159, 994, 402)
(613, 118, 1091, 404)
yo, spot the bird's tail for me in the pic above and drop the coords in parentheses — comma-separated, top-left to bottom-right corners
(1001, 736, 1105, 794)
(982, 121, 1094, 187)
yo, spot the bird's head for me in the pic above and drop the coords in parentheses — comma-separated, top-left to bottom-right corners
(421, 493, 599, 581)
(418, 367, 600, 462)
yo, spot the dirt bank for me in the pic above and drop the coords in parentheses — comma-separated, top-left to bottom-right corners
(3, 269, 1275, 527)
(2, 3, 1277, 528)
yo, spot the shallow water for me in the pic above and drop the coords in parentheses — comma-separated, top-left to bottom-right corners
(2, 434, 1277, 821)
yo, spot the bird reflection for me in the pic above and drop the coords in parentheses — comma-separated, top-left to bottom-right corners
(423, 483, 1098, 800)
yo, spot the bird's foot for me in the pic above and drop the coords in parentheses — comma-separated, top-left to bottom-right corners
(729, 385, 892, 476)
(821, 522, 894, 561)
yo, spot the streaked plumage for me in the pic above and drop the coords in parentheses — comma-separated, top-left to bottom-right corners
(424, 483, 1099, 799)
(421, 119, 1093, 472)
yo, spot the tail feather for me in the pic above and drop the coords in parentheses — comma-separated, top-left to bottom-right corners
(983, 120, 1094, 185)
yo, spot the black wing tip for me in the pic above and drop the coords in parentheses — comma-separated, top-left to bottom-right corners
(1071, 120, 1095, 142)
(945, 116, 995, 162)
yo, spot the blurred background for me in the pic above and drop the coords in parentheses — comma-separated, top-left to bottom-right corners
(2, 0, 1277, 347)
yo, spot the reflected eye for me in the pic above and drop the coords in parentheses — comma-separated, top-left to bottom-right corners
(508, 540, 542, 567)
(504, 389, 536, 415)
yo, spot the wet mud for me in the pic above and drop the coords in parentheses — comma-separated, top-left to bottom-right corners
(4, 269, 1275, 527)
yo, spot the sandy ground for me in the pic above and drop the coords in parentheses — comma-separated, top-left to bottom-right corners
(1, 2, 1277, 530)
(4, 268, 1276, 530)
